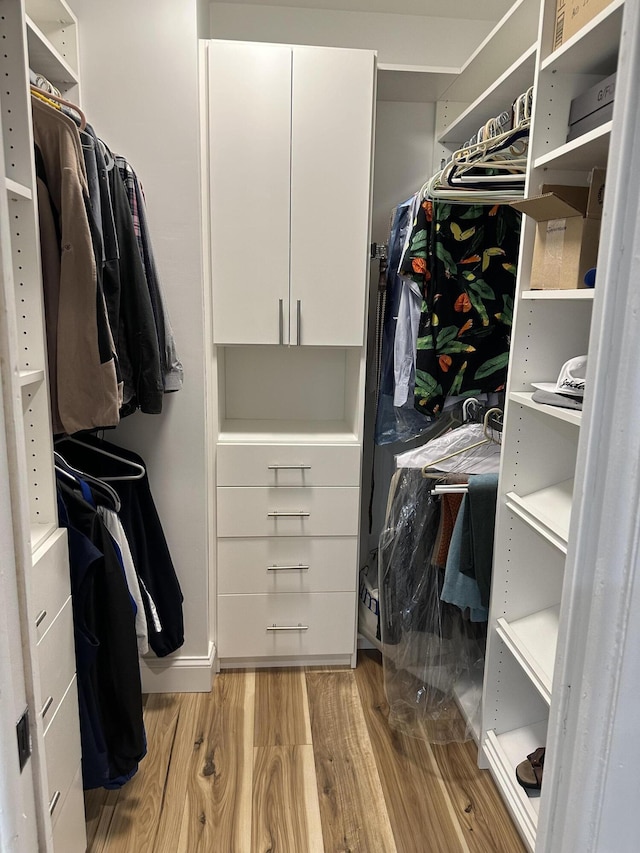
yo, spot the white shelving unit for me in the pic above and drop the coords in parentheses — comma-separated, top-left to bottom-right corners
(436, 0, 539, 148)
(0, 0, 85, 850)
(481, 1, 624, 850)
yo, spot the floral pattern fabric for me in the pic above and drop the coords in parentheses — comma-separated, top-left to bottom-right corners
(400, 200, 521, 416)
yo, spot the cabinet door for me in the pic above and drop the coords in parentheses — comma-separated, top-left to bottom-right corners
(209, 41, 292, 344)
(290, 47, 375, 347)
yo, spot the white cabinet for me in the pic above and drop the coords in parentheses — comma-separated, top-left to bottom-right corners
(208, 40, 375, 347)
(204, 39, 372, 667)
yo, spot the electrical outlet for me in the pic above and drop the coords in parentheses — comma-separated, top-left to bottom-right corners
(16, 708, 31, 771)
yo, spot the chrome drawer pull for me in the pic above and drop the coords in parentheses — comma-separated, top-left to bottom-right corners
(278, 298, 284, 345)
(35, 609, 47, 627)
(267, 564, 310, 571)
(267, 511, 310, 518)
(41, 696, 54, 718)
(267, 624, 309, 632)
(267, 464, 311, 470)
(49, 790, 61, 816)
(296, 299, 301, 345)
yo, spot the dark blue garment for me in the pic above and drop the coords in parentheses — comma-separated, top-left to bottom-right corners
(375, 198, 431, 445)
(57, 480, 146, 790)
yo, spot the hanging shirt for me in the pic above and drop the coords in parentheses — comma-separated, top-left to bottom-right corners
(401, 200, 521, 416)
(99, 506, 149, 655)
(31, 96, 120, 434)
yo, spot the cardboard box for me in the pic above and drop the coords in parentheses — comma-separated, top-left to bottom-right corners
(553, 0, 614, 51)
(512, 169, 606, 290)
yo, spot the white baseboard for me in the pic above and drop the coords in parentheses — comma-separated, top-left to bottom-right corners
(218, 654, 353, 670)
(140, 642, 216, 693)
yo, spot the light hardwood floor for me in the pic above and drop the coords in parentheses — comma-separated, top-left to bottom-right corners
(85, 651, 526, 853)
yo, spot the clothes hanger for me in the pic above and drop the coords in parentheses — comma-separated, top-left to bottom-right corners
(54, 451, 122, 512)
(55, 436, 146, 482)
(30, 85, 87, 131)
(421, 407, 503, 477)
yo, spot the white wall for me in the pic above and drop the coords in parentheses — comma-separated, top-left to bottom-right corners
(74, 0, 209, 663)
(371, 100, 435, 243)
(209, 2, 493, 67)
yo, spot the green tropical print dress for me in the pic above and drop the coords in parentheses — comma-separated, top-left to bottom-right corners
(400, 199, 521, 416)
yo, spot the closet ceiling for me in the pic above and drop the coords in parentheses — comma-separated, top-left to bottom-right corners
(216, 0, 513, 22)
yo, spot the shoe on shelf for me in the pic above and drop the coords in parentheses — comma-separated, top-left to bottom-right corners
(515, 746, 545, 790)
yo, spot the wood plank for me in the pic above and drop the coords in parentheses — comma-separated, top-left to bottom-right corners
(96, 693, 180, 853)
(306, 669, 397, 853)
(254, 668, 311, 747)
(354, 651, 468, 853)
(252, 745, 323, 853)
(431, 739, 527, 853)
(86, 790, 119, 853)
(155, 671, 255, 852)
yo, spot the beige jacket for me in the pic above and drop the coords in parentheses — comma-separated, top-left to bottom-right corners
(32, 96, 120, 435)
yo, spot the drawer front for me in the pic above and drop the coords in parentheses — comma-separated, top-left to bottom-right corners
(217, 443, 361, 487)
(52, 765, 86, 852)
(44, 677, 82, 822)
(37, 597, 76, 733)
(32, 529, 70, 642)
(218, 537, 358, 594)
(217, 487, 360, 537)
(218, 592, 357, 658)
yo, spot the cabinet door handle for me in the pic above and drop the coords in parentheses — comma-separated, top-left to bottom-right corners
(267, 511, 310, 518)
(267, 624, 309, 632)
(41, 696, 54, 719)
(267, 565, 310, 571)
(278, 298, 284, 345)
(267, 464, 311, 470)
(35, 609, 47, 627)
(296, 299, 301, 345)
(49, 790, 61, 816)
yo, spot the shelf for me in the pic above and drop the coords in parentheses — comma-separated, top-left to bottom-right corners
(26, 0, 76, 24)
(376, 65, 458, 103)
(218, 419, 359, 444)
(521, 289, 594, 300)
(497, 605, 560, 705)
(26, 15, 79, 88)
(453, 669, 483, 745)
(30, 521, 57, 553)
(509, 392, 582, 427)
(506, 479, 573, 553)
(438, 45, 536, 145)
(439, 0, 539, 105)
(541, 0, 624, 75)
(19, 369, 45, 388)
(534, 121, 611, 171)
(484, 721, 547, 851)
(6, 179, 32, 201)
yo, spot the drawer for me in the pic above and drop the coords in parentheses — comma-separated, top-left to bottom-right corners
(32, 528, 70, 642)
(37, 597, 76, 734)
(218, 592, 357, 658)
(44, 676, 81, 822)
(217, 443, 361, 487)
(217, 486, 360, 537)
(52, 764, 86, 852)
(218, 537, 358, 594)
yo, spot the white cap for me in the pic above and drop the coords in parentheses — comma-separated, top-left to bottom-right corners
(531, 355, 587, 398)
(555, 355, 587, 397)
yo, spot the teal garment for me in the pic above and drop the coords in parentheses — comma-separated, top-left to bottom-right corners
(441, 496, 488, 622)
(463, 473, 499, 607)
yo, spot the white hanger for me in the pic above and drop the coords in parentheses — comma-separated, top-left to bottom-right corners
(421, 407, 502, 477)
